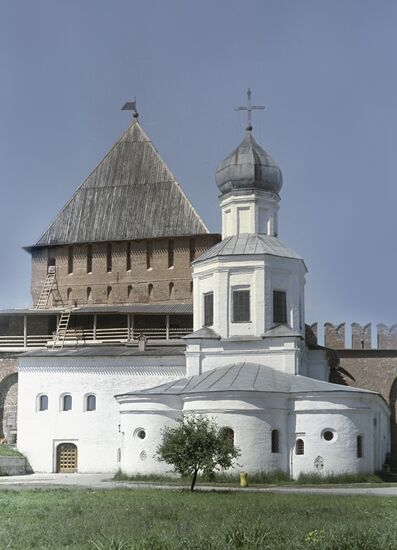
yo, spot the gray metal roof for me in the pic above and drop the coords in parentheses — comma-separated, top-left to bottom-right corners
(122, 362, 374, 396)
(21, 344, 185, 358)
(29, 121, 209, 249)
(193, 234, 304, 264)
(0, 304, 193, 316)
(183, 327, 221, 339)
(262, 325, 303, 338)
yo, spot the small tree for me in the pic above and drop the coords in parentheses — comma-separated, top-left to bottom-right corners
(156, 415, 240, 491)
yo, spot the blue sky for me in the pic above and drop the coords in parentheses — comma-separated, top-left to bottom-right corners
(1, 0, 396, 342)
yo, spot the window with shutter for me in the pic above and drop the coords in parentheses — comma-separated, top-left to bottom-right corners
(232, 289, 250, 323)
(203, 293, 214, 327)
(273, 290, 287, 324)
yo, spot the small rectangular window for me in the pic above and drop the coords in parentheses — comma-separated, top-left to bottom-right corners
(86, 394, 96, 411)
(68, 246, 73, 274)
(189, 238, 195, 263)
(273, 290, 287, 324)
(63, 395, 72, 411)
(271, 429, 280, 453)
(39, 395, 48, 411)
(126, 242, 131, 271)
(204, 292, 214, 327)
(106, 244, 112, 272)
(87, 244, 92, 273)
(47, 254, 56, 270)
(146, 241, 153, 269)
(232, 289, 250, 323)
(357, 435, 363, 458)
(168, 240, 174, 268)
(295, 438, 304, 455)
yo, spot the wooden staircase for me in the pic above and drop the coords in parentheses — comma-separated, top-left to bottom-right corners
(52, 309, 72, 349)
(36, 268, 56, 309)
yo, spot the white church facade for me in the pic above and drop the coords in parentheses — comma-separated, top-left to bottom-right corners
(17, 104, 390, 478)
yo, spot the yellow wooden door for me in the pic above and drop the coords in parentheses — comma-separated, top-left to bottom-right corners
(56, 443, 78, 473)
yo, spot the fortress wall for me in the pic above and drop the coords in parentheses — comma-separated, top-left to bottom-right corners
(30, 235, 220, 308)
(0, 354, 19, 441)
(319, 322, 397, 350)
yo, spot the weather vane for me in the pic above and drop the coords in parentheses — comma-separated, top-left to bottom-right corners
(121, 99, 139, 121)
(234, 89, 264, 131)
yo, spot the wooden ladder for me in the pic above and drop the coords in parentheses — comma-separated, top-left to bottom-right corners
(53, 309, 72, 349)
(36, 270, 56, 309)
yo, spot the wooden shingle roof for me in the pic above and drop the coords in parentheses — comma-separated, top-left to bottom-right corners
(30, 120, 209, 249)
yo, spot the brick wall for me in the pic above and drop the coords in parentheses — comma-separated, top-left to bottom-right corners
(321, 322, 397, 351)
(0, 353, 19, 440)
(31, 235, 220, 308)
(330, 350, 397, 458)
(307, 322, 397, 459)
(324, 322, 345, 349)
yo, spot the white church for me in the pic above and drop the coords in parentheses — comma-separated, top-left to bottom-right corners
(16, 99, 389, 478)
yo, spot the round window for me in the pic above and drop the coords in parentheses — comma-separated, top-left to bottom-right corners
(134, 428, 146, 440)
(323, 430, 334, 441)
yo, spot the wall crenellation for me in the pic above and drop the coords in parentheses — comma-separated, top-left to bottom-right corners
(324, 322, 345, 349)
(313, 322, 397, 350)
(352, 323, 372, 350)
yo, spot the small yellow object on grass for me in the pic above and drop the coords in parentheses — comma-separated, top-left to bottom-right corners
(239, 472, 248, 487)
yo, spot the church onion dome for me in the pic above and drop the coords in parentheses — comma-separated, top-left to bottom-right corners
(215, 132, 283, 196)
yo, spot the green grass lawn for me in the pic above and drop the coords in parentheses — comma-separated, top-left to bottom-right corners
(113, 469, 392, 487)
(0, 489, 396, 549)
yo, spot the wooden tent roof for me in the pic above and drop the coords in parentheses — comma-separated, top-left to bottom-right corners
(29, 120, 209, 249)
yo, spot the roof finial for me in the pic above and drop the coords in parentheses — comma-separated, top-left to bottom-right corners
(234, 88, 265, 132)
(121, 99, 139, 122)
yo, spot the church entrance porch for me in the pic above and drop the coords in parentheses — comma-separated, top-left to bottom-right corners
(56, 443, 78, 473)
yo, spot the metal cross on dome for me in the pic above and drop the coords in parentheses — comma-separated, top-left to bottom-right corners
(121, 99, 139, 121)
(235, 89, 265, 131)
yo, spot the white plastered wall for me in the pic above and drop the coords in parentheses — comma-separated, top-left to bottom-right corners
(117, 390, 389, 478)
(289, 394, 390, 478)
(220, 191, 280, 238)
(186, 337, 311, 377)
(17, 355, 185, 473)
(118, 396, 182, 475)
(193, 255, 306, 339)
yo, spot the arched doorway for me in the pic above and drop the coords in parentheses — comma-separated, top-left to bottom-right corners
(56, 443, 78, 473)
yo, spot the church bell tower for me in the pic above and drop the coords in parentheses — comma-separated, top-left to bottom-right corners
(184, 91, 316, 378)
